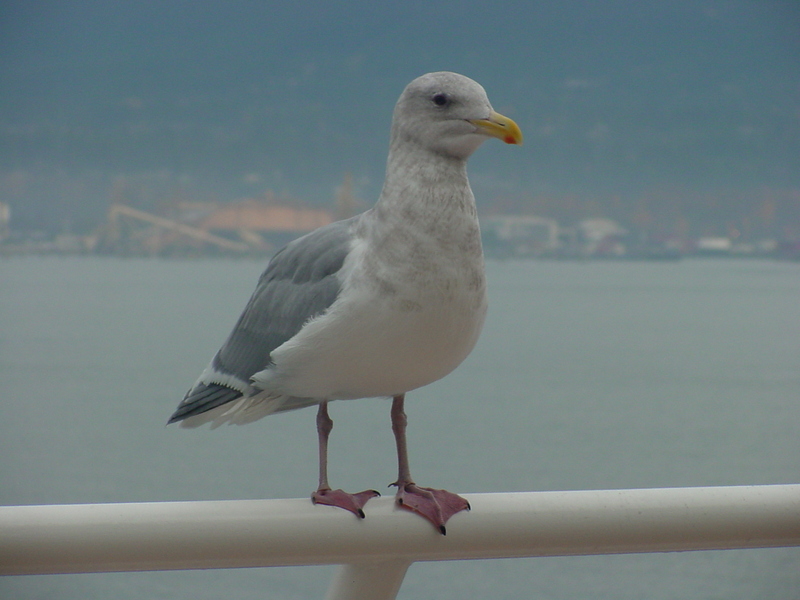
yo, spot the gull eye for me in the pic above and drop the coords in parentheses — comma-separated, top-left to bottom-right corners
(432, 93, 450, 107)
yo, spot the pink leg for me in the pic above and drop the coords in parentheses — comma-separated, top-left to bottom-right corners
(390, 394, 470, 535)
(311, 402, 379, 518)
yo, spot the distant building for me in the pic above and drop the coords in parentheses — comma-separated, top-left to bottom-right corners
(577, 218, 628, 257)
(197, 199, 334, 251)
(695, 237, 732, 254)
(578, 218, 628, 243)
(482, 215, 560, 257)
(199, 199, 333, 234)
(96, 199, 335, 256)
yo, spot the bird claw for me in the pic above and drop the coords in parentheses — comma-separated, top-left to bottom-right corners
(392, 482, 470, 535)
(311, 488, 380, 518)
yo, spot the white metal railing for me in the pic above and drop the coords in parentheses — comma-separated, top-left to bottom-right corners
(2, 485, 799, 600)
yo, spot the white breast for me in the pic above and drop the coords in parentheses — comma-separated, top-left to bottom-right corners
(256, 222, 488, 400)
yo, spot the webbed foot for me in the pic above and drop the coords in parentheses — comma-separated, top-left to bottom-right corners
(311, 488, 380, 518)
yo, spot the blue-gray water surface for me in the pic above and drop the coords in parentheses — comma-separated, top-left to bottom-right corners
(1, 257, 798, 599)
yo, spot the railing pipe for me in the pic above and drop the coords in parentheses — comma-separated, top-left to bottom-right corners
(1, 485, 799, 578)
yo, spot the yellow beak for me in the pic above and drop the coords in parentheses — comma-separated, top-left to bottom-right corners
(468, 110, 523, 145)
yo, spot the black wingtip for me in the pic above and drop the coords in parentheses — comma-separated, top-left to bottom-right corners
(167, 383, 243, 424)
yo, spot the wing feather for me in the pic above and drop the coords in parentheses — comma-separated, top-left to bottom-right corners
(167, 216, 359, 424)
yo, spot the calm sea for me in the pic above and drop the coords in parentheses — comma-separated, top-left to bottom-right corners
(1, 256, 798, 599)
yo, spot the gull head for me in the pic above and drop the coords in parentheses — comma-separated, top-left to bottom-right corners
(391, 71, 522, 160)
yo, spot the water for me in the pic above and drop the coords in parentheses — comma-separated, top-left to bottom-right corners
(1, 256, 798, 599)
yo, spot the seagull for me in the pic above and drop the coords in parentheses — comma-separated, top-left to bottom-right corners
(168, 71, 522, 534)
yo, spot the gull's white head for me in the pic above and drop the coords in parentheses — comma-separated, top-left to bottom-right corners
(391, 71, 522, 160)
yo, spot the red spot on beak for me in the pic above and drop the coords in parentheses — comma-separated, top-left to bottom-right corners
(504, 135, 516, 144)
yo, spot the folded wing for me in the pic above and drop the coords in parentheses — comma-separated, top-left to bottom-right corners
(167, 216, 359, 424)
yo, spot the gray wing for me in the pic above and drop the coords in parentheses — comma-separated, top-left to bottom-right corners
(168, 216, 359, 423)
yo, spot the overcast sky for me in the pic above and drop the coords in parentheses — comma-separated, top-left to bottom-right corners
(1, 0, 798, 232)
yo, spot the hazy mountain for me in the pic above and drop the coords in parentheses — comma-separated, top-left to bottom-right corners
(1, 0, 798, 237)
